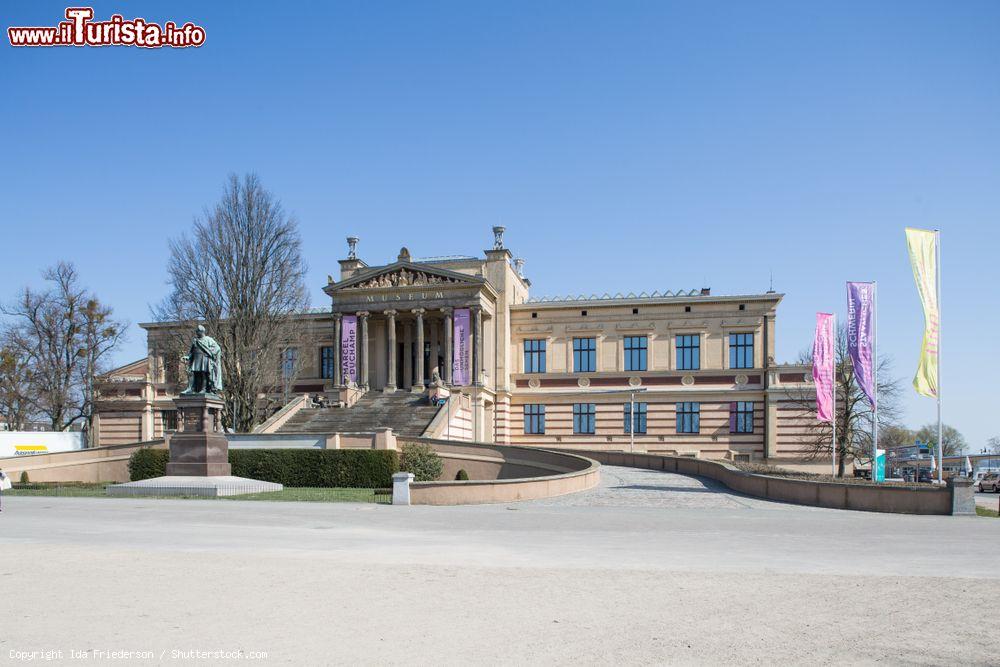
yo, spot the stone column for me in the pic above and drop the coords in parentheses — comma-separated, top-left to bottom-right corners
(91, 411, 102, 448)
(412, 308, 426, 391)
(472, 306, 483, 385)
(141, 403, 154, 442)
(358, 311, 370, 390)
(948, 476, 976, 516)
(442, 307, 453, 385)
(333, 314, 343, 387)
(384, 310, 397, 392)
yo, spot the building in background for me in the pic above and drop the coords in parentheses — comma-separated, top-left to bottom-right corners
(95, 228, 821, 470)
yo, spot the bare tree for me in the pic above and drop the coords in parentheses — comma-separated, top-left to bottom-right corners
(0, 335, 34, 430)
(1, 262, 127, 432)
(986, 436, 1000, 455)
(792, 324, 902, 477)
(880, 425, 916, 451)
(154, 174, 310, 432)
(914, 423, 967, 457)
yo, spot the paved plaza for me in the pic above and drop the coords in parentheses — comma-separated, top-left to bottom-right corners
(2, 467, 999, 665)
(527, 465, 820, 510)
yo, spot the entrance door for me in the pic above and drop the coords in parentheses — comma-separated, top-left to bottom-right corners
(397, 342, 405, 389)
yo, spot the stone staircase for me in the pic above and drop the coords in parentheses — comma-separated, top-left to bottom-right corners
(276, 392, 443, 436)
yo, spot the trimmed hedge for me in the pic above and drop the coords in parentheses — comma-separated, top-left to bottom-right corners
(128, 447, 399, 488)
(129, 448, 169, 481)
(399, 442, 443, 482)
(231, 449, 398, 488)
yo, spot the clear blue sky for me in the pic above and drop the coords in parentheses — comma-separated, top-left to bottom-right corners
(2, 1, 998, 447)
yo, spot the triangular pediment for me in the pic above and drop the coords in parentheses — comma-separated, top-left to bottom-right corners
(328, 262, 484, 293)
(100, 357, 149, 380)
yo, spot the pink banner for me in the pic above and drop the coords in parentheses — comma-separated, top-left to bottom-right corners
(452, 308, 471, 386)
(812, 312, 835, 423)
(341, 315, 358, 384)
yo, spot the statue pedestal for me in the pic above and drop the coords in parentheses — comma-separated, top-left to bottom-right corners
(166, 394, 231, 477)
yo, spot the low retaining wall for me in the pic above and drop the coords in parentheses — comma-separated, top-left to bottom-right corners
(0, 440, 167, 483)
(252, 394, 311, 433)
(403, 438, 600, 505)
(229, 433, 325, 449)
(558, 449, 957, 515)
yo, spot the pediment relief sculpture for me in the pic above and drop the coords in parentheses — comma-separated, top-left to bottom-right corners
(355, 268, 463, 289)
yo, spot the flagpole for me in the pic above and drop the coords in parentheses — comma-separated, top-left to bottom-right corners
(936, 230, 943, 484)
(832, 313, 837, 477)
(872, 282, 879, 481)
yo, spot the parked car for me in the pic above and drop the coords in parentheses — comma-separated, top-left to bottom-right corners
(978, 473, 1000, 493)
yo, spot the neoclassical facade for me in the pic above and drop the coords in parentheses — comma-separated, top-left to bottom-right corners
(95, 228, 819, 467)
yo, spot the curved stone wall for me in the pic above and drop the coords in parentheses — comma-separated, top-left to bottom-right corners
(0, 439, 166, 483)
(558, 449, 955, 515)
(401, 437, 601, 505)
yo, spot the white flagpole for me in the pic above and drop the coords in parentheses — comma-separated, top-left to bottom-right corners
(936, 230, 943, 484)
(872, 282, 879, 481)
(832, 313, 837, 477)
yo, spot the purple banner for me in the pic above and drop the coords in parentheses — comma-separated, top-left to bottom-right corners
(453, 308, 471, 386)
(846, 282, 876, 408)
(341, 315, 358, 384)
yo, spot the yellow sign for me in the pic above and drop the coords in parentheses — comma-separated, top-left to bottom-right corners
(905, 228, 939, 398)
(14, 445, 48, 456)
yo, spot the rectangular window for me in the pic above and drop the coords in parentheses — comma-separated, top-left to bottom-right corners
(523, 404, 546, 434)
(573, 403, 596, 434)
(161, 410, 177, 432)
(624, 336, 648, 371)
(282, 347, 298, 379)
(624, 402, 647, 434)
(320, 346, 336, 379)
(676, 402, 700, 434)
(730, 401, 754, 434)
(573, 338, 597, 373)
(676, 334, 701, 370)
(523, 339, 547, 373)
(729, 333, 754, 369)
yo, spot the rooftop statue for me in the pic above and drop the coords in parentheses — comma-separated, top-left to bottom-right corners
(181, 325, 223, 395)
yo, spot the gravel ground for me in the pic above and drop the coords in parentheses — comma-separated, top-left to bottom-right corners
(2, 468, 998, 666)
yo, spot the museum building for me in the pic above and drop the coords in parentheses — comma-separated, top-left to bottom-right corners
(94, 228, 819, 468)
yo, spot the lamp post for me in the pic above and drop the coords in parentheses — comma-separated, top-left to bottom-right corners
(574, 388, 647, 452)
(629, 391, 635, 454)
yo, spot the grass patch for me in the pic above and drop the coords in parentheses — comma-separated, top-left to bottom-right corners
(6, 483, 109, 497)
(4, 483, 390, 504)
(976, 505, 999, 518)
(223, 487, 391, 503)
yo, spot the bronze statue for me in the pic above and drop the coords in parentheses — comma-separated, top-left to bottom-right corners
(182, 325, 223, 395)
